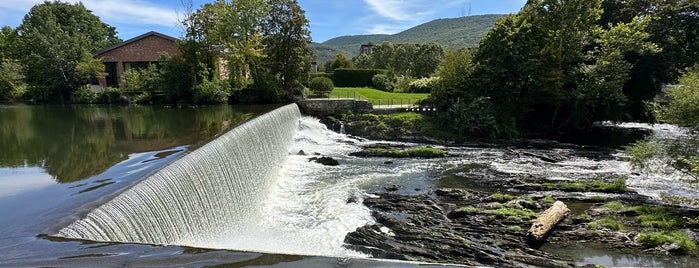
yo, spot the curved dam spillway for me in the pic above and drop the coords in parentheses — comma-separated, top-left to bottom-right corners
(57, 104, 302, 247)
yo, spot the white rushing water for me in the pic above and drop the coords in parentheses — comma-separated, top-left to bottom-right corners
(57, 105, 377, 257)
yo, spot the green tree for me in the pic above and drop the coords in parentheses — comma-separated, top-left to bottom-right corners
(262, 0, 313, 95)
(661, 67, 699, 128)
(430, 0, 656, 136)
(601, 0, 699, 121)
(0, 26, 20, 61)
(325, 54, 353, 72)
(202, 0, 268, 89)
(16, 1, 120, 103)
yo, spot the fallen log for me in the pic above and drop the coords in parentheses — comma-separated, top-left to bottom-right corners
(527, 200, 570, 241)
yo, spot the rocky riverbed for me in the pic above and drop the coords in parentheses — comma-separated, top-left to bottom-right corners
(312, 116, 699, 266)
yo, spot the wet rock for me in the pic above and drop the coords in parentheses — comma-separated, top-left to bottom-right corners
(309, 156, 339, 166)
(297, 150, 306, 155)
(344, 193, 574, 267)
(384, 161, 394, 165)
(434, 188, 468, 200)
(383, 185, 401, 192)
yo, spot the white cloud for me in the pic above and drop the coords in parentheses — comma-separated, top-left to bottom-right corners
(0, 0, 179, 28)
(363, 0, 412, 21)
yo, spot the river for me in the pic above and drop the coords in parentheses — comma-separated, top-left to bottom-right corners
(0, 104, 697, 267)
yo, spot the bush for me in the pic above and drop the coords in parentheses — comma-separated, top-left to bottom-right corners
(193, 79, 231, 104)
(333, 68, 386, 87)
(97, 87, 128, 104)
(443, 97, 516, 138)
(309, 77, 334, 93)
(393, 76, 414, 92)
(406, 77, 439, 93)
(660, 66, 699, 128)
(372, 74, 395, 92)
(309, 72, 333, 82)
(72, 88, 98, 104)
(123, 64, 161, 93)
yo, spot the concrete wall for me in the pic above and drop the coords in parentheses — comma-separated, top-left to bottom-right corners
(296, 99, 373, 116)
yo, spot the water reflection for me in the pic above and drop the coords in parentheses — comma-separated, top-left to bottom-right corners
(0, 104, 274, 183)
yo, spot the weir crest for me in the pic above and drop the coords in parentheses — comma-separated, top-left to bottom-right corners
(57, 104, 302, 247)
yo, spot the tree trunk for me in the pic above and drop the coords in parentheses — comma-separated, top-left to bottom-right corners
(527, 201, 570, 241)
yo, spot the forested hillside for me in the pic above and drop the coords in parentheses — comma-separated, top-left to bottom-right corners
(312, 14, 504, 63)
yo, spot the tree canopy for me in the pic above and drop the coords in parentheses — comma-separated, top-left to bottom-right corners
(15, 1, 120, 103)
(430, 0, 660, 137)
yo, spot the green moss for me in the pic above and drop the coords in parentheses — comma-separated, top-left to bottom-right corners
(588, 217, 623, 231)
(507, 225, 524, 232)
(489, 193, 515, 202)
(603, 201, 626, 212)
(631, 205, 679, 228)
(484, 207, 538, 221)
(542, 195, 556, 204)
(577, 213, 594, 222)
(459, 206, 480, 213)
(638, 231, 698, 254)
(562, 182, 586, 191)
(589, 196, 606, 202)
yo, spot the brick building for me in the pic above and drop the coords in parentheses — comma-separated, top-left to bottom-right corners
(95, 31, 180, 88)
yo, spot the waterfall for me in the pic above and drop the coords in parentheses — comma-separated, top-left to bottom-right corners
(57, 104, 302, 246)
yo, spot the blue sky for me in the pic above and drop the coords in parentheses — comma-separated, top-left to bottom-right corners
(0, 0, 526, 43)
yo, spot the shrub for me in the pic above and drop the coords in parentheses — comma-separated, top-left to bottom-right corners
(122, 64, 160, 93)
(309, 77, 334, 93)
(72, 88, 98, 104)
(444, 97, 517, 138)
(193, 79, 231, 104)
(97, 87, 128, 104)
(393, 76, 414, 92)
(372, 74, 395, 92)
(406, 76, 439, 93)
(0, 59, 27, 101)
(309, 72, 333, 82)
(333, 68, 386, 87)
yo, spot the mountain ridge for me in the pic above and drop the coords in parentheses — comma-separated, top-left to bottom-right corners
(311, 14, 505, 64)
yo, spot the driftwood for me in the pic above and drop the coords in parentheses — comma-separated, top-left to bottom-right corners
(527, 201, 570, 241)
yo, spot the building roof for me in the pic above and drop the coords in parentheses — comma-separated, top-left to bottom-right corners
(95, 31, 179, 55)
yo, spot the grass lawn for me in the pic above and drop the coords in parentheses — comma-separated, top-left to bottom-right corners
(329, 87, 429, 105)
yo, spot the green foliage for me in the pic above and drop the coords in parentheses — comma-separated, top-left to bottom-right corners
(359, 42, 444, 77)
(625, 138, 662, 168)
(193, 79, 231, 104)
(97, 87, 127, 104)
(604, 201, 626, 212)
(71, 88, 98, 104)
(406, 77, 439, 93)
(122, 64, 160, 93)
(0, 59, 26, 101)
(428, 0, 657, 137)
(371, 74, 395, 92)
(309, 77, 334, 92)
(159, 54, 195, 103)
(332, 68, 386, 87)
(16, 1, 120, 103)
(661, 67, 699, 128)
(631, 205, 679, 228)
(638, 231, 697, 254)
(262, 0, 313, 94)
(341, 112, 442, 141)
(444, 97, 516, 138)
(309, 72, 333, 81)
(588, 217, 624, 231)
(324, 54, 353, 72)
